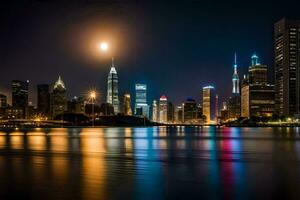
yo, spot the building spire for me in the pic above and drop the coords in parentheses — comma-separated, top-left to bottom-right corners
(234, 52, 237, 66)
(112, 57, 114, 67)
(233, 53, 238, 74)
(232, 53, 240, 94)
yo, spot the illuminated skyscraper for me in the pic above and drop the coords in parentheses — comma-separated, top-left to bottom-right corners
(50, 76, 67, 119)
(152, 100, 158, 122)
(106, 58, 120, 114)
(202, 85, 216, 124)
(249, 54, 268, 85)
(241, 55, 275, 117)
(135, 84, 149, 117)
(158, 95, 168, 123)
(123, 94, 132, 115)
(274, 19, 300, 116)
(232, 53, 240, 94)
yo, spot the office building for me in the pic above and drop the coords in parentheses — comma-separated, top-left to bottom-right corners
(182, 97, 197, 123)
(241, 55, 275, 117)
(12, 80, 29, 108)
(202, 85, 216, 124)
(249, 54, 268, 85)
(135, 84, 149, 117)
(152, 100, 158, 122)
(37, 84, 50, 116)
(241, 84, 275, 117)
(167, 101, 174, 123)
(274, 18, 300, 116)
(175, 105, 183, 123)
(158, 95, 168, 123)
(50, 76, 67, 119)
(123, 94, 132, 115)
(107, 58, 120, 114)
(68, 96, 85, 114)
(227, 96, 241, 119)
(0, 94, 7, 108)
(0, 94, 7, 119)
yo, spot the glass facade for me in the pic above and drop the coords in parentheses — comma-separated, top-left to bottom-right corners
(274, 19, 300, 116)
(135, 84, 149, 118)
(106, 59, 120, 114)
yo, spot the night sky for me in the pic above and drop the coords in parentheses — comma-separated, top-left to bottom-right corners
(0, 0, 299, 106)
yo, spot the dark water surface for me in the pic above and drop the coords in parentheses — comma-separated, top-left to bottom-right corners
(0, 126, 300, 200)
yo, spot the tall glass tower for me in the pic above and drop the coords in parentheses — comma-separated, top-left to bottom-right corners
(135, 83, 149, 117)
(106, 58, 119, 113)
(232, 53, 240, 94)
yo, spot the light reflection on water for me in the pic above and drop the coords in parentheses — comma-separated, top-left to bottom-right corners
(0, 127, 300, 199)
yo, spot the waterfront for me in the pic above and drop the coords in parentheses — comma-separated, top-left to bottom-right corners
(0, 127, 300, 199)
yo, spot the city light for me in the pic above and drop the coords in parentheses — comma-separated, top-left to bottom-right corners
(89, 90, 97, 100)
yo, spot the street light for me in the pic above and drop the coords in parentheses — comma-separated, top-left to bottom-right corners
(89, 90, 97, 127)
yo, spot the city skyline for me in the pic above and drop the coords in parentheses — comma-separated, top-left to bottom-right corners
(1, 1, 300, 106)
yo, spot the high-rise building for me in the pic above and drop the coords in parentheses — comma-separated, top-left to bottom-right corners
(241, 55, 275, 117)
(227, 95, 241, 119)
(249, 54, 268, 85)
(202, 85, 216, 124)
(135, 84, 149, 117)
(0, 94, 7, 119)
(182, 98, 197, 123)
(123, 94, 132, 115)
(227, 54, 241, 119)
(0, 94, 7, 108)
(175, 105, 183, 123)
(106, 58, 119, 114)
(68, 96, 85, 114)
(152, 100, 158, 122)
(37, 84, 50, 116)
(12, 80, 29, 108)
(232, 53, 240, 94)
(241, 84, 275, 117)
(158, 95, 168, 123)
(50, 76, 67, 119)
(274, 19, 300, 116)
(167, 101, 174, 123)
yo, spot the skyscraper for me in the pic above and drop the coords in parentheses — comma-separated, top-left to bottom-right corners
(0, 94, 7, 108)
(12, 80, 29, 108)
(123, 94, 132, 115)
(274, 19, 300, 116)
(67, 96, 85, 114)
(167, 101, 174, 123)
(232, 53, 240, 94)
(158, 95, 168, 123)
(37, 84, 50, 116)
(202, 85, 216, 124)
(50, 76, 67, 119)
(152, 100, 158, 122)
(106, 58, 119, 114)
(241, 55, 275, 117)
(249, 54, 268, 85)
(135, 84, 149, 117)
(183, 98, 197, 124)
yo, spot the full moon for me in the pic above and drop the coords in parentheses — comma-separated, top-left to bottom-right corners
(100, 42, 108, 51)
